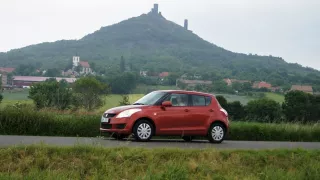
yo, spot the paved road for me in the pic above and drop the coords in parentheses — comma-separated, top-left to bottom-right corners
(0, 135, 320, 149)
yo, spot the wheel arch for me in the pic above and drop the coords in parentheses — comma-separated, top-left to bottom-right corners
(132, 117, 156, 135)
(209, 120, 228, 132)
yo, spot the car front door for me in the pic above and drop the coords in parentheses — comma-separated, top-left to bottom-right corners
(154, 93, 191, 135)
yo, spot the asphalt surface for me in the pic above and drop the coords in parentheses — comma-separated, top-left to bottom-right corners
(0, 135, 320, 150)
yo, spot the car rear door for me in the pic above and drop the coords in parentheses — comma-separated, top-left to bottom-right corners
(184, 94, 213, 135)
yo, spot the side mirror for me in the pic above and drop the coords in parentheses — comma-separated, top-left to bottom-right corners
(161, 101, 172, 107)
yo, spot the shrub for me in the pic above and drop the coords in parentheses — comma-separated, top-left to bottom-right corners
(119, 94, 131, 106)
(0, 93, 2, 104)
(72, 76, 110, 110)
(1, 107, 319, 142)
(28, 78, 73, 110)
(227, 101, 246, 120)
(282, 91, 320, 123)
(215, 95, 228, 109)
(245, 98, 282, 123)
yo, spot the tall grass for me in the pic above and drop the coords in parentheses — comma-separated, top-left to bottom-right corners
(1, 106, 320, 141)
(0, 145, 319, 179)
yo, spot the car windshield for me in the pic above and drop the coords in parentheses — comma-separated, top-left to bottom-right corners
(133, 91, 167, 105)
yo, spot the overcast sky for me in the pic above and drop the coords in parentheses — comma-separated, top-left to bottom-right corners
(0, 0, 319, 70)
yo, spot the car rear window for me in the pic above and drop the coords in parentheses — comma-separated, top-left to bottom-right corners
(192, 95, 211, 106)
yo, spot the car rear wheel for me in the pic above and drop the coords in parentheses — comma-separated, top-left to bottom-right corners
(133, 120, 154, 142)
(182, 136, 193, 142)
(207, 122, 226, 143)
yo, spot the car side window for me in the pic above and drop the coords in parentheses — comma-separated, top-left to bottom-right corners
(205, 96, 212, 106)
(192, 95, 211, 106)
(192, 95, 206, 106)
(164, 93, 189, 107)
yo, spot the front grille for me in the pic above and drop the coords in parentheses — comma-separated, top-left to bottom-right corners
(103, 113, 117, 118)
(116, 124, 126, 129)
(101, 123, 112, 129)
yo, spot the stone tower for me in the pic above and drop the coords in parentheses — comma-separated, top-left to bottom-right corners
(153, 4, 159, 14)
(184, 19, 188, 30)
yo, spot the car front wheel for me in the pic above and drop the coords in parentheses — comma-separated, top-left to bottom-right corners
(207, 122, 226, 143)
(133, 120, 154, 142)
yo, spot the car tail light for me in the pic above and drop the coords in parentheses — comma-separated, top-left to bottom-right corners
(220, 108, 228, 117)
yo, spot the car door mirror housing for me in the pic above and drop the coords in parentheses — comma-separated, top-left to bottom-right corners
(162, 101, 172, 107)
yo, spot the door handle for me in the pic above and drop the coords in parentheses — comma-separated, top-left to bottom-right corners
(209, 109, 214, 112)
(184, 109, 189, 112)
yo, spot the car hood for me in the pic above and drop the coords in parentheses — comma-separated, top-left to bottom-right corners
(104, 105, 147, 114)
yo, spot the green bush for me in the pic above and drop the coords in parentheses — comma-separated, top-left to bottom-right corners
(1, 107, 319, 142)
(245, 98, 282, 122)
(0, 106, 100, 137)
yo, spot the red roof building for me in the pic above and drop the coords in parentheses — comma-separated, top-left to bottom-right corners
(79, 61, 90, 68)
(159, 72, 169, 77)
(252, 81, 272, 89)
(12, 76, 77, 87)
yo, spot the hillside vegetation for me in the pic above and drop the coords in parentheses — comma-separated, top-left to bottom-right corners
(1, 10, 320, 85)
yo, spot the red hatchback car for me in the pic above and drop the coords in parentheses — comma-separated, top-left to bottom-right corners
(100, 90, 229, 143)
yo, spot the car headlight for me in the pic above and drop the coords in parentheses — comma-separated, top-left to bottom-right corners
(116, 109, 141, 118)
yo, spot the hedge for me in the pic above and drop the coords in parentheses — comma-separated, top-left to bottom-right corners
(0, 106, 319, 142)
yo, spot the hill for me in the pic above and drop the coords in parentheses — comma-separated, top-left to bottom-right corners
(0, 5, 319, 85)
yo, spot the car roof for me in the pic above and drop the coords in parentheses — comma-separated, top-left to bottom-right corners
(154, 90, 215, 97)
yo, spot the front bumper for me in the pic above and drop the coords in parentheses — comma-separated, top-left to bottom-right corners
(99, 117, 132, 134)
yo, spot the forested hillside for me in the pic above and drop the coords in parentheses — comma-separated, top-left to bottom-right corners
(0, 9, 319, 85)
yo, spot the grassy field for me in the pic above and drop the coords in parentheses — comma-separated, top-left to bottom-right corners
(0, 145, 319, 179)
(216, 93, 256, 105)
(1, 87, 285, 109)
(0, 90, 144, 112)
(265, 92, 285, 103)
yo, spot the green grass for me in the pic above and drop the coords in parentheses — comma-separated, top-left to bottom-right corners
(0, 145, 319, 179)
(216, 93, 256, 105)
(265, 92, 285, 103)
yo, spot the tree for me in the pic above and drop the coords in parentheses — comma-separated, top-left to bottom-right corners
(119, 94, 131, 106)
(216, 95, 228, 109)
(0, 78, 3, 104)
(45, 68, 61, 77)
(227, 101, 246, 120)
(72, 76, 110, 110)
(109, 72, 137, 94)
(246, 98, 282, 122)
(28, 78, 73, 110)
(282, 91, 319, 122)
(120, 56, 125, 72)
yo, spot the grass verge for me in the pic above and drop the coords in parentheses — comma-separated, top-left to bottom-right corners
(0, 145, 319, 179)
(1, 106, 319, 142)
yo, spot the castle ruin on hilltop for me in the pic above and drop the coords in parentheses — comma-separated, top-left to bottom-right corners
(149, 3, 189, 30)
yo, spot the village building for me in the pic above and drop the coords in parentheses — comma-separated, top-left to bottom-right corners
(252, 81, 272, 89)
(72, 56, 93, 75)
(176, 79, 212, 88)
(0, 67, 15, 86)
(223, 78, 250, 86)
(12, 76, 77, 88)
(290, 85, 313, 94)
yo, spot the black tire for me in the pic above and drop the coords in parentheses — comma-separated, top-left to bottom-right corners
(111, 133, 126, 140)
(207, 122, 226, 144)
(133, 119, 154, 142)
(182, 136, 193, 142)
